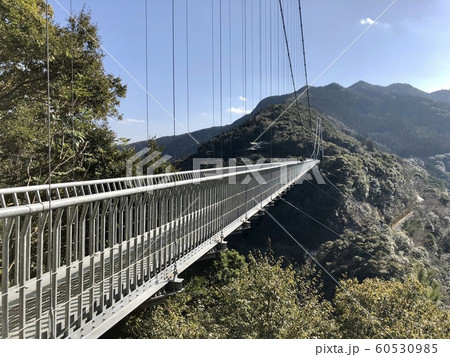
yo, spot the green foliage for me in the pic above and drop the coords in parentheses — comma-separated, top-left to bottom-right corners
(120, 252, 450, 339)
(210, 253, 338, 339)
(209, 249, 247, 286)
(0, 1, 133, 187)
(123, 251, 339, 339)
(423, 233, 438, 252)
(334, 278, 450, 338)
(304, 81, 450, 158)
(184, 85, 450, 300)
(403, 218, 423, 238)
(439, 194, 450, 206)
(316, 228, 411, 285)
(414, 264, 442, 302)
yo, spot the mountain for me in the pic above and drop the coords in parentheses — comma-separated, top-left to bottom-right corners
(296, 81, 450, 158)
(130, 93, 292, 160)
(430, 89, 450, 104)
(350, 81, 450, 105)
(181, 99, 450, 302)
(114, 90, 450, 338)
(183, 99, 450, 302)
(130, 81, 450, 185)
(131, 81, 450, 161)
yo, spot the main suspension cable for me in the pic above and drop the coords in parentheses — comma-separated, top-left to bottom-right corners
(278, 0, 301, 116)
(297, 0, 318, 158)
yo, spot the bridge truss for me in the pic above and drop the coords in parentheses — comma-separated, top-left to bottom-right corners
(0, 159, 317, 338)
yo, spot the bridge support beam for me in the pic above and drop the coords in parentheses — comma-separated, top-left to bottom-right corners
(197, 241, 228, 262)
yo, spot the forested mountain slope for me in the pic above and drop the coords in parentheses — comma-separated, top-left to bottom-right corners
(132, 81, 450, 164)
(302, 81, 450, 158)
(113, 99, 450, 339)
(130, 93, 292, 160)
(181, 100, 450, 300)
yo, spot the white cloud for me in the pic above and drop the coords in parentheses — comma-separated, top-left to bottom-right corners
(359, 17, 391, 29)
(125, 118, 146, 124)
(239, 96, 247, 102)
(113, 118, 146, 125)
(226, 107, 251, 115)
(360, 17, 376, 25)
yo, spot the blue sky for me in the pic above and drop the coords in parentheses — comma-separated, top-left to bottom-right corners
(51, 0, 450, 143)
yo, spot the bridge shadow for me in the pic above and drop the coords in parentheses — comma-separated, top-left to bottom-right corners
(227, 182, 340, 264)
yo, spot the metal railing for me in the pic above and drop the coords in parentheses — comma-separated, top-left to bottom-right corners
(0, 159, 318, 338)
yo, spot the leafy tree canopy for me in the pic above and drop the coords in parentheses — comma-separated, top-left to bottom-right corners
(0, 0, 132, 187)
(334, 277, 450, 338)
(119, 251, 450, 339)
(122, 251, 339, 339)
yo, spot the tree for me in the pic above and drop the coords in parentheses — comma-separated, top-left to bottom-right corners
(119, 251, 450, 339)
(334, 278, 450, 338)
(0, 0, 132, 187)
(123, 251, 339, 339)
(211, 253, 339, 339)
(316, 228, 411, 287)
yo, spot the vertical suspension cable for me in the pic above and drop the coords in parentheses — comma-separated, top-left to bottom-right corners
(264, 0, 268, 98)
(269, 0, 272, 96)
(219, 0, 224, 235)
(291, 0, 297, 85)
(321, 118, 325, 158)
(298, 0, 312, 126)
(268, 0, 273, 156)
(228, 0, 232, 125)
(45, 0, 55, 338)
(242, 0, 247, 153)
(171, 0, 180, 270)
(281, 1, 284, 94)
(228, 0, 233, 155)
(219, 0, 223, 149)
(211, 0, 215, 127)
(171, 0, 178, 271)
(250, 0, 253, 110)
(145, 0, 149, 140)
(286, 0, 290, 92)
(278, 0, 298, 156)
(70, 0, 75, 181)
(243, 0, 247, 116)
(276, 1, 280, 94)
(259, 0, 262, 101)
(171, 0, 176, 160)
(185, 0, 190, 133)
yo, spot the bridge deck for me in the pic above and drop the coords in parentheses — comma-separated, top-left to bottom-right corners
(0, 159, 318, 338)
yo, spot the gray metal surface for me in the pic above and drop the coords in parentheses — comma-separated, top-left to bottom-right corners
(0, 159, 318, 339)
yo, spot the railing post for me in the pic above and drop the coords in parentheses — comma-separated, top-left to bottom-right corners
(1, 218, 10, 338)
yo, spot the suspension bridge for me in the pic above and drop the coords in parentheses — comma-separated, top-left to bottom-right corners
(0, 0, 327, 339)
(0, 159, 318, 338)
